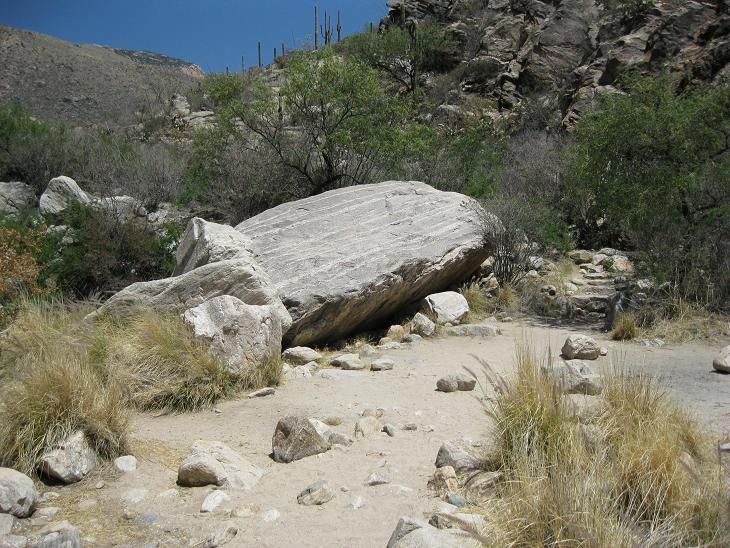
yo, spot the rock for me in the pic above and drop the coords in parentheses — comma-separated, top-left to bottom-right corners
(411, 313, 436, 337)
(386, 325, 406, 341)
(113, 455, 137, 473)
(282, 364, 313, 380)
(33, 507, 59, 520)
(349, 496, 365, 510)
(445, 494, 466, 507)
(201, 490, 230, 513)
(183, 296, 284, 376)
(0, 513, 15, 535)
(121, 488, 147, 505)
(427, 466, 458, 494)
(423, 292, 469, 325)
(272, 417, 338, 463)
(435, 442, 481, 472)
(366, 471, 391, 486)
(436, 374, 476, 393)
(568, 250, 593, 264)
(177, 440, 263, 490)
(318, 369, 366, 380)
(199, 522, 238, 548)
(402, 423, 418, 431)
(330, 353, 364, 370)
(359, 344, 378, 357)
(390, 522, 480, 548)
(173, 218, 253, 275)
(248, 387, 275, 398)
(297, 480, 335, 506)
(379, 341, 402, 350)
(430, 512, 487, 531)
(0, 469, 35, 519)
(371, 359, 395, 371)
(261, 509, 280, 522)
(442, 325, 499, 337)
(544, 360, 602, 395)
(38, 176, 91, 216)
(609, 256, 634, 273)
(713, 345, 730, 373)
(0, 535, 26, 548)
(89, 258, 292, 333)
(29, 521, 80, 548)
(282, 346, 322, 365)
(235, 182, 490, 346)
(378, 337, 393, 345)
(383, 424, 397, 437)
(354, 416, 382, 438)
(0, 182, 36, 216)
(38, 431, 97, 484)
(402, 334, 422, 343)
(561, 334, 601, 360)
(387, 517, 430, 548)
(462, 470, 503, 505)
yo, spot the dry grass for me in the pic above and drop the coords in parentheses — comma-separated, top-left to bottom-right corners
(0, 297, 280, 475)
(612, 314, 637, 340)
(460, 281, 491, 322)
(636, 297, 730, 343)
(474, 344, 729, 546)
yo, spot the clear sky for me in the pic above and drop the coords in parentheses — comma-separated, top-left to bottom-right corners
(0, 0, 387, 72)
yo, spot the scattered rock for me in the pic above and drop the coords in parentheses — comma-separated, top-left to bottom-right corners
(0, 468, 35, 518)
(423, 292, 469, 325)
(177, 440, 263, 490)
(201, 490, 230, 513)
(388, 520, 481, 548)
(435, 442, 481, 472)
(282, 346, 322, 365)
(248, 387, 276, 398)
(262, 509, 280, 522)
(411, 313, 436, 337)
(29, 521, 81, 548)
(272, 417, 340, 463)
(436, 374, 476, 393)
(568, 250, 593, 264)
(38, 431, 98, 484)
(561, 334, 601, 360)
(427, 466, 458, 494)
(382, 424, 397, 437)
(366, 471, 391, 486)
(113, 455, 137, 473)
(544, 360, 602, 395)
(445, 494, 465, 507)
(330, 353, 365, 370)
(371, 359, 395, 372)
(183, 296, 284, 376)
(297, 481, 335, 506)
(442, 325, 499, 337)
(713, 345, 730, 373)
(402, 334, 422, 343)
(0, 182, 36, 216)
(39, 176, 91, 215)
(402, 423, 418, 431)
(199, 521, 238, 548)
(354, 416, 382, 438)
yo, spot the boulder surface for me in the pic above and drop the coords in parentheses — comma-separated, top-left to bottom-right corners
(0, 182, 37, 216)
(0, 468, 36, 518)
(235, 181, 489, 346)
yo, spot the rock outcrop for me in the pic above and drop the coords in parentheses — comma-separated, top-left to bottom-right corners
(0, 182, 36, 216)
(235, 181, 490, 346)
(39, 176, 92, 215)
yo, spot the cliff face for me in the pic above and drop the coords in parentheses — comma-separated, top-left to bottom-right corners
(384, 0, 729, 125)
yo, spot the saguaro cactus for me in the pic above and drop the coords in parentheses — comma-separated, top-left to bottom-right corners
(314, 5, 319, 49)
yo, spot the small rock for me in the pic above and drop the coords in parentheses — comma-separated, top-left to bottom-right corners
(435, 442, 481, 472)
(713, 345, 730, 373)
(424, 292, 469, 325)
(402, 334, 422, 343)
(297, 480, 335, 506)
(0, 468, 36, 518)
(354, 416, 382, 438)
(544, 360, 602, 395)
(199, 521, 238, 548)
(282, 346, 322, 365)
(600, 347, 608, 356)
(272, 417, 340, 463)
(371, 359, 395, 372)
(178, 440, 263, 489)
(36, 492, 59, 504)
(436, 374, 476, 393)
(366, 472, 391, 486)
(349, 496, 365, 510)
(38, 431, 98, 484)
(428, 466, 458, 494)
(113, 455, 138, 473)
(402, 424, 418, 431)
(411, 313, 436, 337)
(382, 424, 397, 437)
(33, 507, 59, 519)
(331, 353, 365, 370)
(386, 325, 406, 341)
(718, 441, 730, 452)
(262, 509, 280, 522)
(561, 335, 601, 360)
(230, 504, 257, 518)
(359, 344, 378, 358)
(445, 494, 465, 507)
(30, 521, 81, 548)
(94, 482, 105, 490)
(201, 490, 230, 513)
(248, 387, 276, 398)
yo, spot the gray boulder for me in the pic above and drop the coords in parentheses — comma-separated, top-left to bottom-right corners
(183, 296, 283, 376)
(713, 345, 730, 373)
(39, 176, 91, 215)
(235, 181, 489, 346)
(177, 440, 263, 490)
(435, 442, 481, 472)
(411, 313, 436, 337)
(561, 334, 601, 360)
(38, 431, 97, 484)
(173, 217, 255, 275)
(0, 182, 36, 216)
(272, 417, 342, 463)
(423, 292, 469, 325)
(0, 468, 36, 518)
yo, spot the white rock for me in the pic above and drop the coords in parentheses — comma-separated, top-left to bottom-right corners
(39, 176, 91, 215)
(183, 295, 284, 377)
(436, 374, 476, 393)
(0, 468, 36, 518)
(349, 496, 365, 510)
(561, 334, 601, 360)
(354, 416, 382, 438)
(113, 455, 137, 473)
(282, 347, 322, 365)
(366, 471, 391, 486)
(423, 292, 469, 325)
(0, 182, 36, 216)
(713, 346, 730, 373)
(38, 431, 98, 484)
(201, 490, 230, 513)
(178, 441, 263, 490)
(262, 509, 280, 522)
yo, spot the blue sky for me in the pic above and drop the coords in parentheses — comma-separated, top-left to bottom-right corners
(0, 0, 387, 72)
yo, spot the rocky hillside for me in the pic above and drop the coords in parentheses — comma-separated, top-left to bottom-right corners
(0, 25, 203, 127)
(384, 0, 730, 125)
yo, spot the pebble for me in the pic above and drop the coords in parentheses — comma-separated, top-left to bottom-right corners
(94, 481, 105, 490)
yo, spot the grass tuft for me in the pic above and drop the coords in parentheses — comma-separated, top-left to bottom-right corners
(612, 314, 637, 340)
(460, 281, 491, 321)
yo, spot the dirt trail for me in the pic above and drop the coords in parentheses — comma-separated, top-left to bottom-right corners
(29, 321, 730, 547)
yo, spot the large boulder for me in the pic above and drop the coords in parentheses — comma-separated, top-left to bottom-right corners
(177, 440, 263, 490)
(39, 176, 92, 215)
(173, 217, 255, 276)
(235, 182, 490, 346)
(0, 468, 36, 518)
(0, 182, 37, 216)
(424, 292, 470, 325)
(182, 296, 283, 376)
(88, 258, 292, 332)
(713, 345, 730, 374)
(37, 431, 97, 484)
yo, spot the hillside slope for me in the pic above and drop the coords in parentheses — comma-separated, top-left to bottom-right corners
(0, 25, 203, 127)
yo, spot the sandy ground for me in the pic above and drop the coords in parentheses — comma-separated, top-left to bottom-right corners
(23, 321, 730, 547)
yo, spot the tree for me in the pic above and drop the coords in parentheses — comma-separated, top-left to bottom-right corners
(567, 75, 730, 303)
